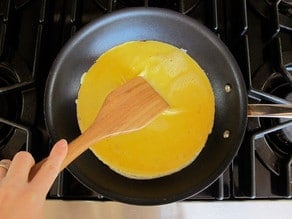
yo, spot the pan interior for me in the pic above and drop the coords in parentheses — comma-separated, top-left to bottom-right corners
(45, 8, 247, 205)
(76, 40, 215, 180)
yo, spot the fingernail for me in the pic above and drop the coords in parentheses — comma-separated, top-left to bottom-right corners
(57, 139, 68, 148)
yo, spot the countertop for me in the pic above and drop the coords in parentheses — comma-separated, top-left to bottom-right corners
(44, 200, 291, 219)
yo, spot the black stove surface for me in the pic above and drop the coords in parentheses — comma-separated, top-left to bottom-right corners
(0, 0, 291, 201)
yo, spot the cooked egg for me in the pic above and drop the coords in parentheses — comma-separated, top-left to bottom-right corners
(77, 40, 215, 179)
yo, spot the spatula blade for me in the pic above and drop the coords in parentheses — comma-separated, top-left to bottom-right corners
(95, 76, 169, 136)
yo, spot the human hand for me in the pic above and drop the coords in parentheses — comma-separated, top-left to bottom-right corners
(0, 139, 68, 219)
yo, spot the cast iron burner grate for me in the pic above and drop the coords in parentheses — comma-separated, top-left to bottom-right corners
(232, 0, 292, 198)
(246, 53, 292, 197)
(0, 65, 20, 144)
(0, 0, 48, 160)
(249, 0, 292, 31)
(94, 0, 201, 14)
(0, 61, 35, 158)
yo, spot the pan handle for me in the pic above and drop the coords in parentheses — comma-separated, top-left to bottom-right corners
(248, 104, 292, 118)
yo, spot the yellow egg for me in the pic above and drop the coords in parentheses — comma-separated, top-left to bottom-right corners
(77, 40, 215, 179)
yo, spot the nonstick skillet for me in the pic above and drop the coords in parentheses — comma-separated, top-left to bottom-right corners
(45, 8, 247, 205)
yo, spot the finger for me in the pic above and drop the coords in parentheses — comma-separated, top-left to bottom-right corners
(31, 139, 68, 195)
(6, 151, 35, 182)
(0, 159, 11, 180)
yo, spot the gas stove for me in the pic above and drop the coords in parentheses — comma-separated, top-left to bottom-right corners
(0, 0, 291, 201)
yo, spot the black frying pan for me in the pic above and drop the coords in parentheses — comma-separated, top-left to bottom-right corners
(45, 8, 247, 205)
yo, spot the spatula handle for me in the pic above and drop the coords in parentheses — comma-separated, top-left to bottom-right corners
(60, 131, 102, 170)
(29, 159, 47, 180)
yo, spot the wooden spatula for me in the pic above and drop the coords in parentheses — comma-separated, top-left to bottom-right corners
(29, 76, 169, 179)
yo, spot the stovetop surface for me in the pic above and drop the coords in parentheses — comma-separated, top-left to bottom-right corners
(0, 0, 291, 201)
